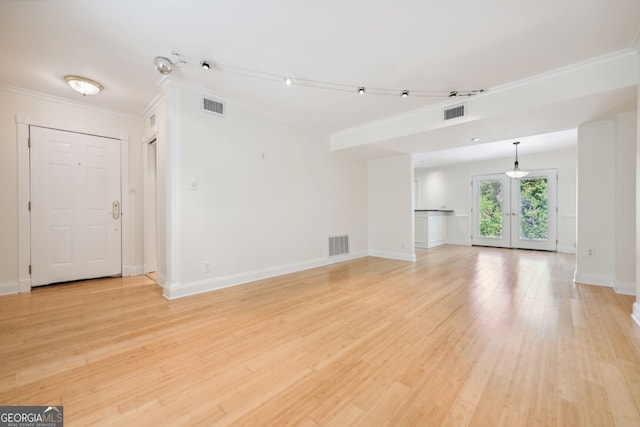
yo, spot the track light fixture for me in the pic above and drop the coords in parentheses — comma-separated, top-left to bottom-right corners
(154, 56, 173, 74)
(152, 51, 486, 98)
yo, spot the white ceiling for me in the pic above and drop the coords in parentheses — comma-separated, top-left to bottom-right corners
(0, 0, 639, 163)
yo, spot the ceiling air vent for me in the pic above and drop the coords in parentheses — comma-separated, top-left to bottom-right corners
(202, 97, 224, 117)
(443, 103, 466, 121)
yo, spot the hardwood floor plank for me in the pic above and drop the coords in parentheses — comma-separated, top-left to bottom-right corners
(0, 246, 638, 426)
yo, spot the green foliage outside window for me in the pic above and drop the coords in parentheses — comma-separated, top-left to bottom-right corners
(519, 178, 548, 240)
(479, 177, 549, 241)
(479, 181, 503, 238)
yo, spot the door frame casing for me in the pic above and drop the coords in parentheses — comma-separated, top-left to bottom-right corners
(16, 115, 130, 292)
(142, 132, 158, 274)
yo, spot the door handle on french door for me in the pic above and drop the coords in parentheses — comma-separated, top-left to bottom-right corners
(112, 200, 121, 219)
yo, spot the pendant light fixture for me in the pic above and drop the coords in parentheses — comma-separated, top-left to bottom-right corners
(505, 141, 529, 179)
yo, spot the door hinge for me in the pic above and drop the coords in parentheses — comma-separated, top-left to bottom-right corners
(28, 265, 31, 275)
(28, 137, 31, 148)
(28, 201, 31, 211)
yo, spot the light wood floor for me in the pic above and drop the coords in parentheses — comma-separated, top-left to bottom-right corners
(1, 246, 640, 426)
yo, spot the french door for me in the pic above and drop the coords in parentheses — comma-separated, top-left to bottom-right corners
(30, 126, 122, 286)
(472, 170, 557, 251)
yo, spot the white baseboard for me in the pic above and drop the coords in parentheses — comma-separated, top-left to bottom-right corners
(632, 302, 640, 327)
(368, 250, 416, 262)
(614, 280, 636, 296)
(573, 271, 614, 288)
(18, 278, 31, 293)
(445, 239, 472, 246)
(0, 281, 19, 296)
(122, 265, 145, 277)
(558, 245, 577, 254)
(164, 251, 368, 300)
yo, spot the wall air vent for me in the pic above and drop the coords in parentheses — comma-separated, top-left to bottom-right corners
(202, 97, 225, 117)
(443, 104, 466, 121)
(329, 235, 349, 257)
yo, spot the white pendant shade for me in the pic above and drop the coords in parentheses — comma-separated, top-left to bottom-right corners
(505, 141, 529, 179)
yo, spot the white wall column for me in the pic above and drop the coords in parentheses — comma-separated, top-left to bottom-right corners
(368, 154, 415, 261)
(575, 120, 616, 287)
(634, 47, 640, 325)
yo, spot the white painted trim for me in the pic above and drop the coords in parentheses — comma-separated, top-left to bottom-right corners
(17, 117, 31, 293)
(613, 280, 636, 296)
(446, 239, 472, 246)
(0, 84, 141, 120)
(558, 246, 577, 254)
(123, 265, 145, 277)
(164, 82, 182, 286)
(120, 136, 131, 276)
(0, 281, 19, 296)
(162, 251, 368, 300)
(142, 131, 158, 275)
(632, 302, 640, 327)
(368, 250, 416, 262)
(1, 84, 140, 120)
(573, 271, 614, 287)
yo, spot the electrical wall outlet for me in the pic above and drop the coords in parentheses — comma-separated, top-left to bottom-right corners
(203, 261, 211, 273)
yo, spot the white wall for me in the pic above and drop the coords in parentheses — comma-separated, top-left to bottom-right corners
(0, 86, 144, 295)
(155, 83, 368, 298)
(415, 148, 578, 251)
(575, 115, 638, 295)
(368, 154, 415, 261)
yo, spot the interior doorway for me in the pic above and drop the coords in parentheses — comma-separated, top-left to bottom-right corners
(143, 138, 158, 274)
(471, 169, 557, 251)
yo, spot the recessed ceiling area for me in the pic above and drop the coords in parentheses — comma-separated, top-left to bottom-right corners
(414, 129, 577, 169)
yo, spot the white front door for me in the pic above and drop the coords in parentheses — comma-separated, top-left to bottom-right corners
(30, 126, 122, 286)
(472, 170, 557, 251)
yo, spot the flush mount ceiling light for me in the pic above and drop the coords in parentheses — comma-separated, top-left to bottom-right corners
(284, 76, 292, 86)
(64, 75, 103, 96)
(505, 141, 530, 179)
(200, 61, 210, 70)
(357, 87, 366, 95)
(401, 90, 409, 98)
(154, 56, 173, 74)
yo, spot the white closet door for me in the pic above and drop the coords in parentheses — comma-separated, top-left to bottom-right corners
(30, 127, 121, 286)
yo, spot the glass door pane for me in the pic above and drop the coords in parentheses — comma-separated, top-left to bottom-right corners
(519, 177, 548, 241)
(479, 180, 504, 238)
(511, 170, 557, 251)
(472, 174, 510, 248)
